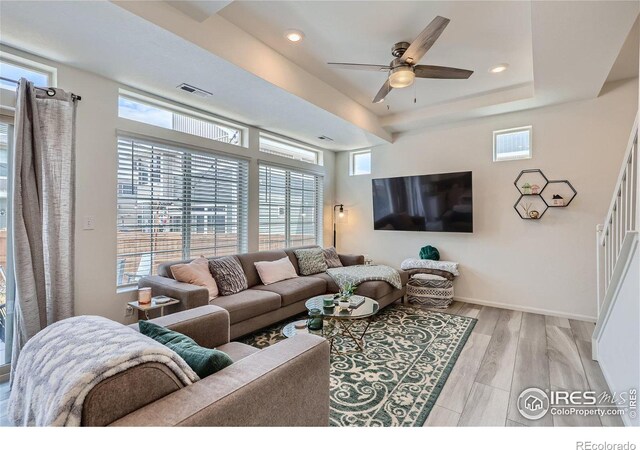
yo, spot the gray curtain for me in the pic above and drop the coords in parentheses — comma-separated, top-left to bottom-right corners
(11, 79, 76, 367)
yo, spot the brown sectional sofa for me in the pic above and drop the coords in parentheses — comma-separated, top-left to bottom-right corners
(81, 305, 330, 426)
(139, 245, 408, 339)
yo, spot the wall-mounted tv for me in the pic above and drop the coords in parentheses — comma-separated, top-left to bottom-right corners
(372, 171, 473, 233)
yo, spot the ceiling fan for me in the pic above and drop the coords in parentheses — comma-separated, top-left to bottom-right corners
(327, 16, 473, 103)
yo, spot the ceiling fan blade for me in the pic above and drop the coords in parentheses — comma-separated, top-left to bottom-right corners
(414, 65, 473, 79)
(401, 16, 450, 64)
(328, 62, 390, 72)
(372, 79, 392, 103)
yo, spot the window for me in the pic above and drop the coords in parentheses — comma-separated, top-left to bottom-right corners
(116, 136, 248, 287)
(259, 134, 320, 165)
(0, 56, 54, 91)
(493, 126, 532, 162)
(350, 150, 371, 175)
(0, 116, 14, 369)
(259, 164, 323, 250)
(118, 94, 243, 147)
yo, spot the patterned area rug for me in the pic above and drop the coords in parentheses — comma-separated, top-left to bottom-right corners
(240, 303, 476, 426)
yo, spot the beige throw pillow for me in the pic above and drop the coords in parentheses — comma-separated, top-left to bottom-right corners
(254, 257, 298, 285)
(171, 257, 219, 300)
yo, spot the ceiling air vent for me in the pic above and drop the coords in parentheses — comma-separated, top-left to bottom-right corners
(177, 83, 213, 98)
(318, 135, 334, 142)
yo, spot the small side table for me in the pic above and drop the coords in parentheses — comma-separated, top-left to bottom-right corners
(128, 297, 180, 320)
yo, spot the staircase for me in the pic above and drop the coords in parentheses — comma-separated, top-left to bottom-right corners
(593, 113, 639, 427)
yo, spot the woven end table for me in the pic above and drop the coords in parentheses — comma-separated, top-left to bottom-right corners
(405, 274, 454, 308)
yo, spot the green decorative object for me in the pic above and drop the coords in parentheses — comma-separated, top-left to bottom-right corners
(241, 304, 477, 427)
(307, 308, 324, 331)
(139, 321, 233, 378)
(339, 282, 358, 299)
(419, 245, 440, 261)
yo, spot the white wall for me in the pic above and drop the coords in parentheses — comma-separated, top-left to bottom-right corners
(336, 78, 638, 320)
(0, 45, 337, 324)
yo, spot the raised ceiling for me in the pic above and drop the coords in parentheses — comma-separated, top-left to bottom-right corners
(219, 1, 535, 116)
(0, 1, 638, 150)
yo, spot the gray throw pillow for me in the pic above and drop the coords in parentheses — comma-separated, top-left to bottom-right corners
(323, 247, 343, 268)
(208, 256, 248, 296)
(294, 248, 328, 276)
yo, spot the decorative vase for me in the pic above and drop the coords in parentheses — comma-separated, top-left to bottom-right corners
(138, 287, 152, 305)
(529, 210, 540, 219)
(307, 308, 323, 331)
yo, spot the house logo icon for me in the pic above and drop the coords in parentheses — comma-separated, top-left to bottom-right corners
(517, 388, 550, 420)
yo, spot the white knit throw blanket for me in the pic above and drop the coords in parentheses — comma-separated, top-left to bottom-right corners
(8, 315, 199, 426)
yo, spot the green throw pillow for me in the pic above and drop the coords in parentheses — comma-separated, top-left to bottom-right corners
(138, 321, 233, 378)
(419, 245, 440, 261)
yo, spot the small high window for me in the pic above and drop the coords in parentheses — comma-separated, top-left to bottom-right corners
(493, 126, 532, 162)
(350, 150, 371, 176)
(0, 55, 55, 91)
(118, 94, 244, 147)
(259, 134, 320, 165)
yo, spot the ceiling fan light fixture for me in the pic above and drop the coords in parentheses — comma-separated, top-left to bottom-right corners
(284, 29, 305, 42)
(489, 63, 509, 74)
(388, 66, 415, 88)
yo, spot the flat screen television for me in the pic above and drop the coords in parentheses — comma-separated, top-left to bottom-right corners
(372, 171, 473, 233)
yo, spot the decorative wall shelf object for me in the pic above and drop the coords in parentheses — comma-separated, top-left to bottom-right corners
(540, 180, 577, 207)
(513, 169, 577, 220)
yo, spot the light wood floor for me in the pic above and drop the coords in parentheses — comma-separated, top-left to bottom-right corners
(421, 301, 621, 427)
(0, 301, 620, 427)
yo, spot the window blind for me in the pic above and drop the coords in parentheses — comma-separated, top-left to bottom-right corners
(259, 164, 323, 251)
(117, 136, 248, 287)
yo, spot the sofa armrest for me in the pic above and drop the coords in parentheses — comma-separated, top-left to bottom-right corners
(339, 253, 365, 266)
(138, 275, 209, 311)
(130, 305, 230, 349)
(110, 334, 330, 427)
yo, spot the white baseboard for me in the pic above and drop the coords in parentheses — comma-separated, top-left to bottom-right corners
(452, 295, 597, 322)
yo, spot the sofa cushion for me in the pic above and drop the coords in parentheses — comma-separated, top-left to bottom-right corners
(294, 248, 328, 276)
(322, 247, 343, 268)
(210, 290, 281, 324)
(216, 342, 260, 362)
(354, 280, 394, 300)
(252, 276, 327, 307)
(208, 256, 248, 296)
(139, 321, 233, 378)
(254, 256, 298, 285)
(170, 257, 219, 300)
(236, 250, 288, 288)
(284, 245, 320, 274)
(308, 272, 340, 294)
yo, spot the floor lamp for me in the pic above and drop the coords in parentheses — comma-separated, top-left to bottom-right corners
(333, 204, 347, 248)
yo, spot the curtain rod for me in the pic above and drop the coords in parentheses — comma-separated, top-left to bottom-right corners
(0, 76, 82, 101)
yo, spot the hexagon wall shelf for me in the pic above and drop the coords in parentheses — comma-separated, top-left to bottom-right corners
(513, 169, 577, 220)
(541, 180, 577, 207)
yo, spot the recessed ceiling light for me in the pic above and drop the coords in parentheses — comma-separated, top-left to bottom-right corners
(489, 64, 509, 74)
(284, 29, 305, 42)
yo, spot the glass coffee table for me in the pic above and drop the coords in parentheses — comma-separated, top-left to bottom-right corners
(304, 295, 379, 353)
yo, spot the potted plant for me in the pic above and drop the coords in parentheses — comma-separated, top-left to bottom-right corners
(521, 182, 532, 195)
(338, 282, 357, 309)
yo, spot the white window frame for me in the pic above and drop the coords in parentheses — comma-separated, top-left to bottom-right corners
(493, 126, 532, 162)
(349, 150, 372, 176)
(118, 91, 247, 148)
(116, 134, 249, 288)
(0, 52, 56, 89)
(258, 163, 324, 251)
(259, 132, 322, 166)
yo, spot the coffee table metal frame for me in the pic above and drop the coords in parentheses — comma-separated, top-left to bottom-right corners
(304, 295, 379, 354)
